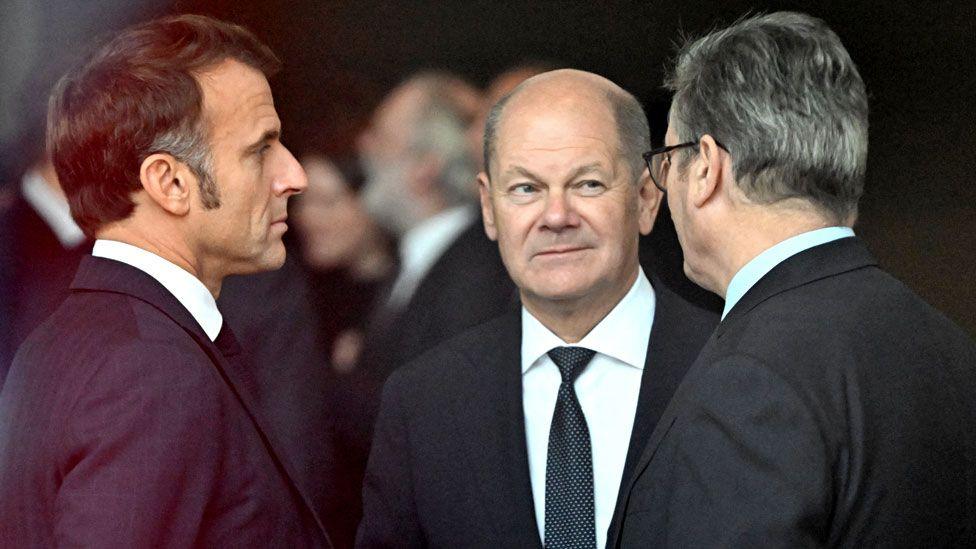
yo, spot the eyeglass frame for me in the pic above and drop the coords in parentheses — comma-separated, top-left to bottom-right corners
(642, 138, 728, 192)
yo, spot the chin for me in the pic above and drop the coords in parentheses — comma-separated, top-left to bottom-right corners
(248, 242, 288, 273)
(522, 272, 597, 304)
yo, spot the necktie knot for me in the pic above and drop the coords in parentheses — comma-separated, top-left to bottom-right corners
(547, 346, 595, 384)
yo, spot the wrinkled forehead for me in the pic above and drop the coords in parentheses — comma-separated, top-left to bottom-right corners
(495, 94, 620, 165)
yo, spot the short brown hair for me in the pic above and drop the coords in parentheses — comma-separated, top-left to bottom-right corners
(47, 14, 281, 237)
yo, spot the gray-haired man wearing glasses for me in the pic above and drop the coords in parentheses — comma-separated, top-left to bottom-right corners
(609, 11, 976, 548)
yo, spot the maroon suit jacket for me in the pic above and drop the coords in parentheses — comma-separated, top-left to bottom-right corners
(0, 255, 332, 547)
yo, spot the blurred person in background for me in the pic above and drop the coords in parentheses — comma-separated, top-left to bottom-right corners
(0, 72, 92, 387)
(327, 71, 516, 546)
(353, 70, 514, 409)
(294, 154, 393, 372)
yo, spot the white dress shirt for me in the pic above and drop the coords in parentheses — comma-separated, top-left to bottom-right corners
(522, 268, 655, 548)
(20, 169, 86, 248)
(92, 239, 223, 341)
(385, 205, 475, 310)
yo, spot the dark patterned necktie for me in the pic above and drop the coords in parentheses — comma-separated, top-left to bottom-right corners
(544, 346, 597, 549)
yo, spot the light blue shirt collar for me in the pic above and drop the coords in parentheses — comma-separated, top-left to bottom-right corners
(722, 226, 855, 319)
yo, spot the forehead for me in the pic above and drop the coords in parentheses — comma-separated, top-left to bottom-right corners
(197, 59, 278, 139)
(495, 95, 619, 173)
(374, 84, 424, 132)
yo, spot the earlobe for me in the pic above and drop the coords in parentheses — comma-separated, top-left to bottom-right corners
(637, 170, 662, 235)
(140, 153, 191, 216)
(477, 172, 498, 241)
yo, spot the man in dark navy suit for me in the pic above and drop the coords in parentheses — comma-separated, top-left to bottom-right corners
(357, 69, 717, 548)
(610, 12, 976, 547)
(0, 15, 331, 547)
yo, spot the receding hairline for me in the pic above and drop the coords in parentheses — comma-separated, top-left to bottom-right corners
(484, 70, 648, 179)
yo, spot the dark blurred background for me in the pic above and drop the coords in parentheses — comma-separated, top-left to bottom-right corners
(2, 0, 973, 335)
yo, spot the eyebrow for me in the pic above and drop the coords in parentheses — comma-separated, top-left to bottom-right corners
(501, 162, 606, 182)
(245, 128, 281, 153)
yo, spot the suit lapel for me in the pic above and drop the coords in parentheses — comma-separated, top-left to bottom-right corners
(622, 282, 708, 472)
(607, 280, 718, 544)
(450, 310, 542, 547)
(71, 256, 330, 543)
(608, 238, 879, 546)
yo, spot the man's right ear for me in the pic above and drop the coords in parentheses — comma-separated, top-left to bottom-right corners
(477, 172, 498, 241)
(139, 153, 193, 216)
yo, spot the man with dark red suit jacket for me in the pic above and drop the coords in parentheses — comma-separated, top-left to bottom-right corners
(0, 15, 331, 547)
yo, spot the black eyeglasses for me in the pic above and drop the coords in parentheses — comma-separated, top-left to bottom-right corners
(642, 139, 728, 192)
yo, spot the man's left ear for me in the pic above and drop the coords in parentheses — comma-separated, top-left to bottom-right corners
(139, 153, 196, 217)
(637, 166, 662, 235)
(690, 134, 726, 208)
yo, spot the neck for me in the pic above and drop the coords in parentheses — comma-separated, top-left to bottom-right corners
(711, 203, 839, 297)
(522, 268, 638, 343)
(97, 224, 222, 299)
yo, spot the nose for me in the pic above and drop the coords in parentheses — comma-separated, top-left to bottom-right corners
(274, 144, 308, 197)
(540, 188, 580, 232)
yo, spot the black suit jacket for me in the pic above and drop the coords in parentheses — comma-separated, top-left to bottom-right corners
(610, 238, 976, 548)
(330, 217, 517, 546)
(0, 256, 331, 547)
(356, 280, 718, 548)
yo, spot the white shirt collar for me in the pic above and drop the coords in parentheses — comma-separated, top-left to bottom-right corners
(91, 239, 223, 341)
(521, 267, 655, 374)
(722, 226, 855, 319)
(20, 169, 86, 248)
(386, 205, 476, 308)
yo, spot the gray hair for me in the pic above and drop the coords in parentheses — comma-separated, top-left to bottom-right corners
(147, 121, 219, 208)
(483, 80, 651, 182)
(666, 11, 868, 222)
(398, 73, 477, 207)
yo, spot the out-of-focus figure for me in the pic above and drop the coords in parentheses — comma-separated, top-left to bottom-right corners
(0, 76, 92, 386)
(328, 71, 516, 547)
(353, 70, 515, 388)
(294, 154, 392, 371)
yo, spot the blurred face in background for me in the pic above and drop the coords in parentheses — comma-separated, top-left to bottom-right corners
(356, 84, 427, 236)
(293, 155, 374, 270)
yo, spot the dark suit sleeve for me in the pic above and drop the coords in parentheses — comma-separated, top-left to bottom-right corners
(53, 341, 227, 547)
(356, 373, 424, 548)
(633, 354, 831, 548)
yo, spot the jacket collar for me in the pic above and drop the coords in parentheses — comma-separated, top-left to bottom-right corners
(608, 237, 878, 547)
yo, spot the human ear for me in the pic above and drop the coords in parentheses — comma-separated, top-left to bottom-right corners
(690, 134, 725, 208)
(477, 172, 498, 241)
(636, 166, 662, 236)
(139, 153, 192, 216)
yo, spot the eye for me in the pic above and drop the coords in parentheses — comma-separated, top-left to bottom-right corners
(509, 183, 538, 195)
(576, 179, 607, 196)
